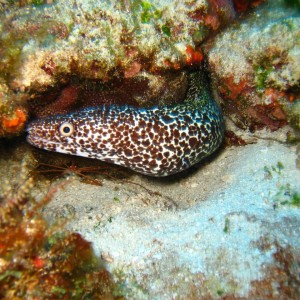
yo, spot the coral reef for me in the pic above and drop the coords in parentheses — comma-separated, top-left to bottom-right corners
(208, 0, 300, 132)
(0, 164, 118, 299)
(2, 1, 296, 137)
(1, 1, 299, 298)
(0, 0, 239, 136)
(0, 81, 28, 137)
(0, 0, 236, 87)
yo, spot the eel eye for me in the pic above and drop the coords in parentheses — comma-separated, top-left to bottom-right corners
(59, 122, 74, 137)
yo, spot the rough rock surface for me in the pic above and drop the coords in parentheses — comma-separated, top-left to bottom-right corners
(0, 0, 237, 136)
(208, 0, 300, 132)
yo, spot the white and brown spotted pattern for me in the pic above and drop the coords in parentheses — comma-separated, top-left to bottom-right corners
(27, 71, 224, 177)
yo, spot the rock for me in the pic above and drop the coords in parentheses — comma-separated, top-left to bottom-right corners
(208, 0, 300, 132)
(0, 0, 238, 136)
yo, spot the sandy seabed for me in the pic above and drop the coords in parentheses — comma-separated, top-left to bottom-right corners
(29, 130, 299, 299)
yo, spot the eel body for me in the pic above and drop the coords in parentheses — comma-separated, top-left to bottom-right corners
(27, 71, 224, 177)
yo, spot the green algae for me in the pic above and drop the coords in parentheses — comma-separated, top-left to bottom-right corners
(274, 183, 300, 207)
(254, 64, 273, 91)
(119, 0, 162, 25)
(264, 161, 284, 178)
(113, 196, 120, 203)
(139, 1, 161, 23)
(264, 161, 300, 208)
(192, 26, 210, 45)
(223, 217, 230, 234)
(161, 24, 171, 36)
(32, 0, 45, 6)
(290, 192, 300, 206)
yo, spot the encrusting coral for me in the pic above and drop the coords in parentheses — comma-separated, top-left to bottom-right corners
(0, 162, 119, 299)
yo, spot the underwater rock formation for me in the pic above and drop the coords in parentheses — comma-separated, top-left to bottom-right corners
(0, 0, 238, 136)
(0, 81, 27, 136)
(0, 0, 235, 88)
(208, 0, 300, 132)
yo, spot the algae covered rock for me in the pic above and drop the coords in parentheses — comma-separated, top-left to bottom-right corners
(0, 0, 235, 90)
(0, 0, 237, 136)
(208, 0, 300, 132)
(0, 80, 27, 137)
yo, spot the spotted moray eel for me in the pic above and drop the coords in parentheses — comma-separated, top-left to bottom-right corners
(27, 71, 224, 177)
